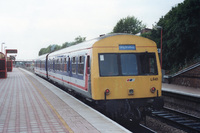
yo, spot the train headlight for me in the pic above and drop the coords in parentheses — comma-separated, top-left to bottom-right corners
(128, 89, 134, 95)
(104, 89, 110, 100)
(150, 87, 156, 93)
(105, 89, 110, 95)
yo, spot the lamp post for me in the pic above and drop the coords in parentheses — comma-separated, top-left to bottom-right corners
(155, 26, 163, 69)
(4, 46, 7, 54)
(1, 42, 5, 53)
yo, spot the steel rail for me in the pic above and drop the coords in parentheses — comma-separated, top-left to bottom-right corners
(152, 107, 200, 133)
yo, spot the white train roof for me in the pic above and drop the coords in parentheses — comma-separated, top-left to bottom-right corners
(36, 33, 137, 59)
(35, 53, 48, 60)
(48, 38, 98, 57)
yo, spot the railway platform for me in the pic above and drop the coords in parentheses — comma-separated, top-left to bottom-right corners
(162, 83, 200, 98)
(0, 68, 130, 133)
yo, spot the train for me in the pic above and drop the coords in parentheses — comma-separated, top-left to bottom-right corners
(34, 33, 164, 122)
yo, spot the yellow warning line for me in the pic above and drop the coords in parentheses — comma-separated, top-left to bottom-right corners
(21, 69, 73, 133)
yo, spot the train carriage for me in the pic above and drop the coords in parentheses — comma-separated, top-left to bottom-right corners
(34, 53, 48, 77)
(46, 43, 93, 98)
(35, 33, 163, 121)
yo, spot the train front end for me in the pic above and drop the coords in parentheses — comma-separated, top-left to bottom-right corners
(91, 34, 164, 121)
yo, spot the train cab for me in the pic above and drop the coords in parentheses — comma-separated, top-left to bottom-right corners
(91, 34, 162, 100)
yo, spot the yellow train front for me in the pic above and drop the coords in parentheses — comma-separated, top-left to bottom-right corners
(90, 34, 163, 121)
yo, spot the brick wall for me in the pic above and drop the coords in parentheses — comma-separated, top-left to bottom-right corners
(166, 64, 200, 88)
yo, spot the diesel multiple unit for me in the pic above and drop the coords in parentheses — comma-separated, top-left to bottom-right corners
(35, 34, 163, 121)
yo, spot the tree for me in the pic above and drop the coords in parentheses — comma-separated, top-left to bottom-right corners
(113, 16, 146, 34)
(38, 44, 59, 56)
(38, 36, 86, 56)
(74, 36, 86, 44)
(38, 48, 46, 56)
(149, 0, 200, 72)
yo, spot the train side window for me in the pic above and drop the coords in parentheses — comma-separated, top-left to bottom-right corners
(40, 60, 41, 69)
(68, 57, 70, 72)
(43, 61, 45, 69)
(35, 61, 38, 68)
(52, 59, 54, 71)
(72, 57, 76, 74)
(67, 57, 71, 72)
(139, 53, 158, 75)
(56, 59, 59, 71)
(87, 56, 90, 74)
(64, 58, 67, 72)
(48, 59, 51, 71)
(78, 56, 84, 75)
(50, 60, 53, 70)
(60, 58, 63, 71)
(42, 61, 44, 69)
(52, 60, 53, 70)
(149, 55, 158, 74)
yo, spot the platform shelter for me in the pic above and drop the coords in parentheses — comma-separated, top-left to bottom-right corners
(0, 52, 6, 78)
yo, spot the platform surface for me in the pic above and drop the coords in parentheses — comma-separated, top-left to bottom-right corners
(0, 68, 130, 133)
(162, 83, 200, 98)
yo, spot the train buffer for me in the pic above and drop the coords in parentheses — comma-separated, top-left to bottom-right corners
(0, 68, 131, 133)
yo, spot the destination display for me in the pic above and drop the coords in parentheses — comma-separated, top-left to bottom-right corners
(119, 44, 136, 50)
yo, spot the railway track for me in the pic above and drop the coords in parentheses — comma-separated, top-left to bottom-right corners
(130, 124, 156, 133)
(152, 107, 200, 133)
(116, 119, 156, 133)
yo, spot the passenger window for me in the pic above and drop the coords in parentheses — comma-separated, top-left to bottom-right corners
(53, 59, 55, 71)
(49, 60, 52, 70)
(78, 56, 84, 75)
(68, 57, 70, 72)
(64, 58, 67, 72)
(56, 59, 59, 71)
(72, 57, 76, 74)
(60, 58, 63, 71)
(87, 56, 90, 74)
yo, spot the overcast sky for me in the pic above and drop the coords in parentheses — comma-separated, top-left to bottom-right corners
(0, 0, 184, 60)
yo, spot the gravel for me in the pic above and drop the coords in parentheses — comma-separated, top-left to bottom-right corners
(142, 116, 187, 133)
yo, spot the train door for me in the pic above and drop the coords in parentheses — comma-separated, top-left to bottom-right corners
(86, 55, 90, 75)
(86, 55, 91, 92)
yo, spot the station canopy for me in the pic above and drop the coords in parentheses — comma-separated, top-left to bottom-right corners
(6, 49, 17, 54)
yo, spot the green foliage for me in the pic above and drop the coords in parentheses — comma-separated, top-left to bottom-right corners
(140, 32, 152, 39)
(74, 36, 86, 44)
(113, 16, 146, 34)
(38, 36, 86, 56)
(150, 0, 200, 71)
